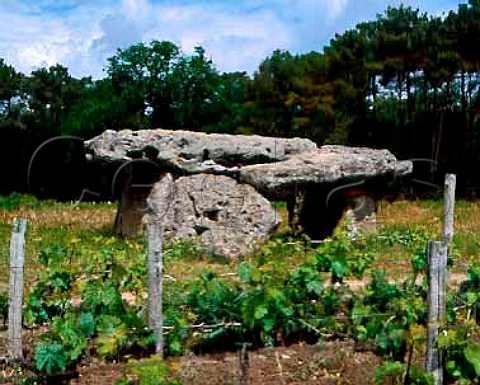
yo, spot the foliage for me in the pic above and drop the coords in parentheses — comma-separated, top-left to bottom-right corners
(116, 356, 182, 385)
(27, 240, 150, 375)
(315, 228, 375, 283)
(13, 199, 480, 383)
(34, 343, 67, 375)
(374, 361, 433, 385)
(32, 259, 153, 374)
(254, 233, 308, 263)
(20, 216, 430, 380)
(0, 193, 39, 210)
(458, 261, 480, 320)
(376, 226, 431, 249)
(24, 268, 74, 326)
(437, 323, 480, 382)
(164, 238, 208, 262)
(185, 272, 242, 342)
(350, 246, 430, 362)
(442, 261, 480, 382)
(106, 41, 223, 131)
(27, 227, 360, 375)
(0, 291, 8, 326)
(38, 243, 69, 266)
(23, 243, 79, 326)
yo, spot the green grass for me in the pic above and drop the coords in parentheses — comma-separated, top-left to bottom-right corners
(1, 195, 480, 384)
(1, 196, 480, 294)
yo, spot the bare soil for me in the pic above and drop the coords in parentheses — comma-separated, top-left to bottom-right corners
(1, 331, 380, 385)
(67, 341, 379, 385)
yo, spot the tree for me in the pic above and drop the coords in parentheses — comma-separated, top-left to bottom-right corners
(0, 59, 22, 119)
(107, 41, 222, 130)
(210, 71, 249, 134)
(61, 78, 133, 138)
(170, 46, 221, 130)
(23, 64, 87, 133)
(324, 28, 371, 144)
(244, 50, 293, 137)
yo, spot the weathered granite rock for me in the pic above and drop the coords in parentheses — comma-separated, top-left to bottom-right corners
(343, 192, 377, 237)
(114, 179, 152, 237)
(85, 129, 413, 250)
(239, 145, 412, 200)
(144, 174, 281, 258)
(85, 129, 317, 175)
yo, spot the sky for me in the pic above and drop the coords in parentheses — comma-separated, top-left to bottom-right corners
(0, 0, 462, 79)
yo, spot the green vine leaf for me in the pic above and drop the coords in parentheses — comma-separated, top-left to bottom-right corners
(464, 342, 480, 376)
(35, 343, 67, 374)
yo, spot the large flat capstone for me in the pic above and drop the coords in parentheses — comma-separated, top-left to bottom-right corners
(85, 129, 317, 175)
(239, 145, 412, 200)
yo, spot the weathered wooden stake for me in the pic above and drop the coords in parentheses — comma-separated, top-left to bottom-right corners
(426, 240, 447, 385)
(442, 174, 456, 244)
(145, 173, 173, 358)
(239, 343, 249, 385)
(146, 216, 165, 358)
(8, 218, 27, 361)
(426, 174, 455, 384)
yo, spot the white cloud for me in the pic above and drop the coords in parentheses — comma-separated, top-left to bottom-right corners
(122, 0, 151, 21)
(145, 3, 294, 72)
(326, 0, 348, 20)
(0, 8, 70, 71)
(0, 0, 300, 77)
(0, 0, 460, 79)
(0, 1, 112, 77)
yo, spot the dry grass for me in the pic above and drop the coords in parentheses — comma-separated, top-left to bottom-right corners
(377, 199, 480, 239)
(0, 205, 117, 290)
(0, 204, 116, 230)
(376, 200, 442, 228)
(371, 199, 480, 279)
(1, 199, 480, 292)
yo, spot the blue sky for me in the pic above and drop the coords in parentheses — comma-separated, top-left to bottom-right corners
(0, 0, 462, 79)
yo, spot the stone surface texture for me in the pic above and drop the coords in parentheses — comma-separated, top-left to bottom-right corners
(239, 145, 412, 199)
(85, 129, 413, 257)
(144, 174, 281, 258)
(85, 129, 317, 175)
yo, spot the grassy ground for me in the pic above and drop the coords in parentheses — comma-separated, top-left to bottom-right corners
(1, 198, 480, 291)
(373, 199, 480, 276)
(0, 198, 479, 384)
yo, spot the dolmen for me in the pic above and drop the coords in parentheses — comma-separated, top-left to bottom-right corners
(85, 129, 412, 258)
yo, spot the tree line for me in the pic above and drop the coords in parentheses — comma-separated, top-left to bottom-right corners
(2, 0, 480, 200)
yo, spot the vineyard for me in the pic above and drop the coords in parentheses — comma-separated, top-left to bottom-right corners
(1, 194, 480, 384)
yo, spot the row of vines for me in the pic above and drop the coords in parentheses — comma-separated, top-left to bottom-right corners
(1, 221, 480, 384)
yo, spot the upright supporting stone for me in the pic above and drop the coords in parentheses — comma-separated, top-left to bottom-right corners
(116, 179, 152, 236)
(8, 218, 27, 361)
(287, 190, 305, 232)
(344, 190, 377, 236)
(426, 240, 448, 385)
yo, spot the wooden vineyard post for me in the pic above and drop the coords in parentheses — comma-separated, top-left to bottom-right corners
(426, 240, 447, 385)
(145, 173, 173, 358)
(426, 174, 455, 384)
(146, 215, 164, 357)
(239, 343, 249, 385)
(442, 174, 456, 244)
(8, 218, 27, 361)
